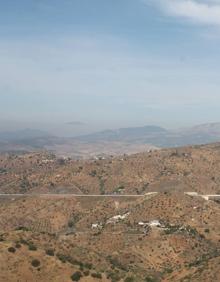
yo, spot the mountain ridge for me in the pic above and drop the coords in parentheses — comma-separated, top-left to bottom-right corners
(1, 122, 220, 158)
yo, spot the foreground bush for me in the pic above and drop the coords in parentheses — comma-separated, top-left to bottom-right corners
(71, 271, 82, 281)
(8, 247, 16, 253)
(31, 259, 40, 268)
(28, 243, 37, 251)
(45, 249, 55, 256)
(91, 272, 102, 279)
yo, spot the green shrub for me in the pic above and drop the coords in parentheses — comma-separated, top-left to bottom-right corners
(31, 259, 40, 267)
(70, 258, 83, 268)
(83, 270, 90, 276)
(107, 271, 121, 282)
(186, 226, 198, 236)
(56, 253, 84, 267)
(89, 170, 97, 177)
(0, 168, 7, 174)
(145, 277, 157, 282)
(8, 247, 16, 253)
(91, 272, 102, 279)
(164, 225, 180, 235)
(16, 226, 29, 231)
(68, 220, 74, 228)
(108, 256, 127, 271)
(45, 249, 54, 256)
(164, 268, 173, 274)
(28, 243, 37, 251)
(15, 243, 21, 249)
(71, 271, 82, 281)
(84, 262, 93, 269)
(114, 185, 125, 193)
(19, 238, 28, 245)
(56, 253, 68, 263)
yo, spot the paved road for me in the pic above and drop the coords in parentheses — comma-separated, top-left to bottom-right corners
(1, 192, 219, 199)
(185, 192, 220, 200)
(0, 192, 158, 198)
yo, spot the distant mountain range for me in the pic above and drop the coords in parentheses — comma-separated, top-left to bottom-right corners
(74, 123, 220, 147)
(1, 123, 220, 158)
(75, 125, 167, 143)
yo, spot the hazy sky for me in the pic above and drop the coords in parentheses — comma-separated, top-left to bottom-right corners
(1, 0, 220, 135)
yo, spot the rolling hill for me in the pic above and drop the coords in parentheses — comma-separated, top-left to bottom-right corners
(0, 142, 220, 281)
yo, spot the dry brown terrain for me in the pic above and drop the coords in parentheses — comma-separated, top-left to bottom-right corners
(1, 142, 220, 195)
(0, 143, 220, 281)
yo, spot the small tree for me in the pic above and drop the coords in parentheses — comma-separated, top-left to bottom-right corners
(45, 249, 54, 256)
(31, 259, 40, 268)
(28, 243, 37, 251)
(8, 247, 16, 253)
(91, 272, 102, 279)
(71, 271, 82, 281)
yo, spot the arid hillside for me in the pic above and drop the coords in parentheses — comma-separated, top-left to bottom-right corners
(0, 192, 220, 282)
(0, 143, 220, 281)
(1, 143, 220, 195)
